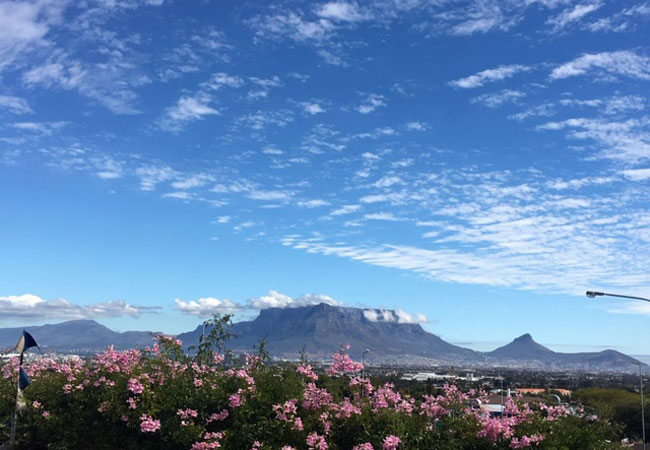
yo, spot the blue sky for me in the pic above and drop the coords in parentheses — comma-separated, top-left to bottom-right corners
(1, 0, 650, 359)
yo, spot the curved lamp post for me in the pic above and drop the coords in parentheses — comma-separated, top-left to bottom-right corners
(586, 290, 647, 450)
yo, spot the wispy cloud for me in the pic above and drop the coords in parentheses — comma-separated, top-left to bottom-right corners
(449, 64, 531, 88)
(160, 95, 219, 132)
(537, 117, 650, 164)
(0, 95, 32, 114)
(470, 89, 525, 108)
(356, 93, 386, 114)
(546, 1, 603, 32)
(316, 2, 372, 22)
(550, 50, 650, 81)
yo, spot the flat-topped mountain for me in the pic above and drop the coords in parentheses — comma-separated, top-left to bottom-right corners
(179, 303, 480, 363)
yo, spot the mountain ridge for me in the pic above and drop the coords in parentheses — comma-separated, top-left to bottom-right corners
(0, 304, 645, 372)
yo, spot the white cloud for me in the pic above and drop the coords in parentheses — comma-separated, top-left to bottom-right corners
(135, 165, 176, 191)
(302, 102, 326, 115)
(537, 117, 650, 164)
(356, 93, 386, 114)
(316, 2, 370, 22)
(0, 95, 32, 114)
(161, 95, 219, 132)
(247, 189, 293, 202)
(330, 204, 361, 216)
(217, 215, 231, 223)
(248, 290, 342, 309)
(10, 121, 67, 134)
(470, 89, 525, 108)
(621, 168, 650, 181)
(363, 308, 428, 324)
(449, 64, 531, 88)
(364, 212, 401, 221)
(360, 192, 408, 204)
(317, 49, 347, 66)
(297, 199, 330, 208)
(172, 174, 212, 189)
(550, 51, 650, 81)
(608, 301, 650, 317)
(373, 176, 403, 188)
(162, 191, 192, 200)
(236, 110, 293, 130)
(248, 12, 334, 43)
(546, 1, 603, 32)
(405, 121, 428, 131)
(22, 52, 145, 115)
(174, 297, 242, 316)
(0, 0, 68, 72)
(262, 147, 284, 155)
(94, 156, 124, 180)
(202, 72, 245, 90)
(0, 294, 158, 320)
(586, 3, 650, 32)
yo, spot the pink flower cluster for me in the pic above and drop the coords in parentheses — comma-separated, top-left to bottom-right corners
(383, 435, 401, 450)
(139, 414, 161, 433)
(128, 377, 144, 394)
(326, 350, 363, 375)
(306, 432, 328, 450)
(510, 434, 545, 448)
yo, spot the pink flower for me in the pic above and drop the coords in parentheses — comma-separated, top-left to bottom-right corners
(177, 408, 199, 419)
(128, 378, 144, 394)
(140, 414, 161, 433)
(229, 389, 244, 408)
(306, 432, 328, 450)
(42, 411, 50, 419)
(297, 364, 318, 380)
(510, 434, 545, 448)
(327, 349, 363, 375)
(127, 397, 137, 409)
(353, 444, 374, 450)
(206, 409, 229, 423)
(383, 435, 401, 450)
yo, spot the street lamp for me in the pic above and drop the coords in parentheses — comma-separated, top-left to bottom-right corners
(586, 290, 648, 450)
(586, 291, 650, 303)
(361, 348, 370, 379)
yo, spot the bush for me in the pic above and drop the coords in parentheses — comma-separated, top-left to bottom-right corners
(1, 325, 621, 450)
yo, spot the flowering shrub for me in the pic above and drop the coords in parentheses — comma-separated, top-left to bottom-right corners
(0, 332, 620, 450)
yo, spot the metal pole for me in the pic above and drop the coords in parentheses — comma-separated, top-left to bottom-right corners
(640, 363, 646, 450)
(500, 376, 504, 416)
(9, 353, 23, 448)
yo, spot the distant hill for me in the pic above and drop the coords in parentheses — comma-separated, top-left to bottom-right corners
(0, 320, 155, 354)
(0, 305, 646, 373)
(487, 333, 643, 371)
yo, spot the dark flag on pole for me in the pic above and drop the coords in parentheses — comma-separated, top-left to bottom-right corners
(15, 330, 39, 353)
(18, 368, 31, 391)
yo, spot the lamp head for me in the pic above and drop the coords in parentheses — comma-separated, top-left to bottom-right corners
(586, 291, 604, 298)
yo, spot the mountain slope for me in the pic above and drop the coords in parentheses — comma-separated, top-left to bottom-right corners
(0, 320, 155, 353)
